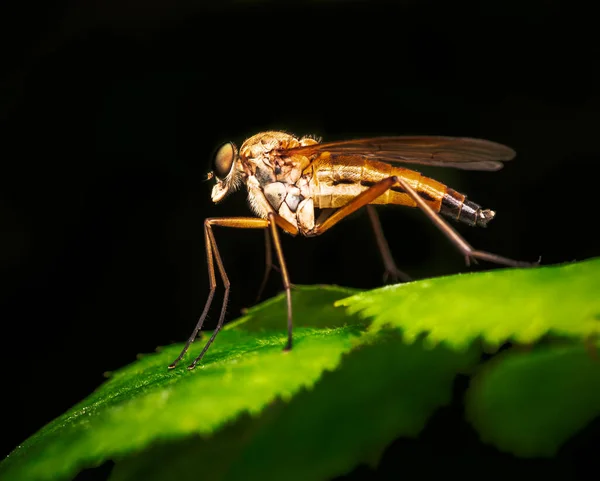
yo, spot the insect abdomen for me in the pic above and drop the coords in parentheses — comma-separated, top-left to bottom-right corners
(441, 188, 495, 227)
(310, 157, 495, 227)
(368, 169, 496, 228)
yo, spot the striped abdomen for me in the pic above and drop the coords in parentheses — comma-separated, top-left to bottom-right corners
(309, 155, 495, 227)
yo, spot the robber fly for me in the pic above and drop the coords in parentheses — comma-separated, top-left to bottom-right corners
(169, 131, 535, 370)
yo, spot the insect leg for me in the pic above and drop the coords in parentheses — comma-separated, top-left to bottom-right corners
(168, 218, 218, 370)
(267, 212, 294, 351)
(366, 205, 412, 283)
(391, 176, 536, 267)
(312, 176, 402, 234)
(169, 217, 270, 371)
(312, 176, 535, 267)
(251, 228, 297, 309)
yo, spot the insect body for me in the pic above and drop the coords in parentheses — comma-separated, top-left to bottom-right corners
(169, 131, 534, 370)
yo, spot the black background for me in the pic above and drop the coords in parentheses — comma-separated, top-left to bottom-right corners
(1, 0, 599, 479)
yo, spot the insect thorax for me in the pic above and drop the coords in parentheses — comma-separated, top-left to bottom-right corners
(239, 131, 318, 235)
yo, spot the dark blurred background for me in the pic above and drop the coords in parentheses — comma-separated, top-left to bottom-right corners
(1, 0, 599, 479)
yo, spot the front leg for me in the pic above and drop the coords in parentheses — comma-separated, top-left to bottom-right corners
(169, 214, 296, 370)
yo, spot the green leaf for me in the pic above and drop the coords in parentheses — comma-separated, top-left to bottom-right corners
(0, 286, 364, 481)
(110, 332, 477, 481)
(228, 283, 361, 331)
(466, 343, 600, 457)
(4, 261, 599, 481)
(336, 258, 600, 351)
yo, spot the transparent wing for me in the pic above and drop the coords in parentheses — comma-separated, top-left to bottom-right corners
(277, 136, 516, 171)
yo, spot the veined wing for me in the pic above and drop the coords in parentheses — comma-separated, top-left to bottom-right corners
(277, 136, 516, 171)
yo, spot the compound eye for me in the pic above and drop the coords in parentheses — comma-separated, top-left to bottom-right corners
(212, 142, 236, 180)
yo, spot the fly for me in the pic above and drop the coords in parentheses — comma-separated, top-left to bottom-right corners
(168, 131, 536, 370)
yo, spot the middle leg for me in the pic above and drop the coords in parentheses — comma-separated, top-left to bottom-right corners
(366, 205, 412, 283)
